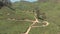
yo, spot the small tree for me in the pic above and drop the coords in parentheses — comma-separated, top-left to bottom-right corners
(0, 0, 15, 10)
(34, 7, 47, 21)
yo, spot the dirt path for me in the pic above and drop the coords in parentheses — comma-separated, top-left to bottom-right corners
(24, 20, 49, 34)
(24, 15, 39, 34)
(19, 12, 49, 34)
(7, 12, 49, 34)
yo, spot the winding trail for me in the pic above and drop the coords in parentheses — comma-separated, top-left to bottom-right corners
(24, 12, 49, 34)
(24, 19, 49, 34)
(24, 15, 39, 34)
(7, 12, 49, 34)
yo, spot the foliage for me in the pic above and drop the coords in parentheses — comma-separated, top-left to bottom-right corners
(0, 0, 60, 34)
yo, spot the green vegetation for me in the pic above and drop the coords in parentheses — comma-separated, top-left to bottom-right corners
(0, 0, 60, 34)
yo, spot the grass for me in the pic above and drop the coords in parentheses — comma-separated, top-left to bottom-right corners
(29, 18, 60, 34)
(0, 7, 33, 34)
(0, 1, 60, 34)
(0, 20, 32, 34)
(28, 2, 60, 34)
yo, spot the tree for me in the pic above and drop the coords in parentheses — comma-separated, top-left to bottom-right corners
(0, 0, 11, 7)
(0, 0, 15, 10)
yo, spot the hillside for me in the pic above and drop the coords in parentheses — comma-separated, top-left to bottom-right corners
(0, 0, 60, 34)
